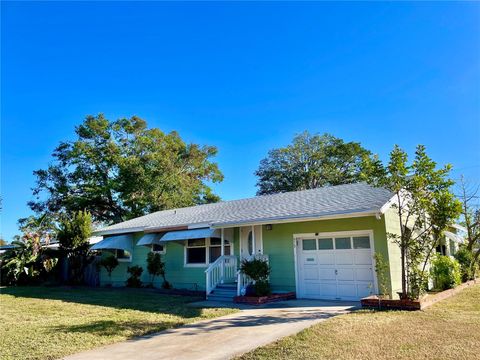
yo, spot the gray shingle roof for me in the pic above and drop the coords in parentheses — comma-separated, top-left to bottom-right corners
(96, 183, 392, 235)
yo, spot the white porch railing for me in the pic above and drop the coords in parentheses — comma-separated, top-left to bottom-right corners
(236, 254, 269, 296)
(205, 255, 238, 295)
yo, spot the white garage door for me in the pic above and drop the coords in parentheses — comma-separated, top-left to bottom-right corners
(296, 233, 375, 301)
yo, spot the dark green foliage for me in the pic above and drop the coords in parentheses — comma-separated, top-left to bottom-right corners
(363, 144, 462, 299)
(1, 234, 57, 285)
(431, 255, 461, 290)
(146, 252, 168, 287)
(99, 254, 119, 282)
(57, 211, 93, 284)
(126, 265, 143, 288)
(455, 247, 477, 282)
(255, 132, 373, 195)
(254, 280, 271, 296)
(240, 258, 271, 296)
(373, 252, 390, 297)
(29, 114, 223, 225)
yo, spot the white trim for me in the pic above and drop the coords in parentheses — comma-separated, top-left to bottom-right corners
(379, 194, 398, 214)
(188, 222, 212, 229)
(183, 237, 231, 268)
(293, 237, 299, 297)
(94, 226, 146, 236)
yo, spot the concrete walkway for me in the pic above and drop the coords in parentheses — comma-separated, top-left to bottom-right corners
(64, 299, 357, 360)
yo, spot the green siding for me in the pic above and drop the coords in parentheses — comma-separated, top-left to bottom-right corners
(383, 207, 402, 297)
(262, 216, 391, 293)
(100, 230, 239, 291)
(99, 215, 401, 297)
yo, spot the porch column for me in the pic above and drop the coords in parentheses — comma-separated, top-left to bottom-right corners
(221, 228, 225, 283)
(251, 225, 256, 257)
(221, 228, 225, 256)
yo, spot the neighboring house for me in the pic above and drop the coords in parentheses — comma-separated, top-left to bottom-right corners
(92, 183, 461, 301)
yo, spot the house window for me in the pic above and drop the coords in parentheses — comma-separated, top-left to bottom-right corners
(186, 238, 206, 264)
(209, 238, 230, 263)
(115, 249, 132, 262)
(185, 238, 231, 266)
(151, 243, 166, 254)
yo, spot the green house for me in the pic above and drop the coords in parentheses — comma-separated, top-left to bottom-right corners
(92, 182, 454, 301)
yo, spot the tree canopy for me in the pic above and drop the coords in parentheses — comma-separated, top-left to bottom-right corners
(255, 132, 373, 195)
(29, 114, 223, 225)
(363, 145, 462, 299)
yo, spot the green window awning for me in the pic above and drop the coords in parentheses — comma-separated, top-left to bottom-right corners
(160, 228, 220, 242)
(136, 233, 164, 246)
(90, 234, 133, 253)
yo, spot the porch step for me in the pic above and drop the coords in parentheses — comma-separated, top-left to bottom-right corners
(207, 294, 236, 302)
(211, 289, 236, 297)
(207, 283, 237, 302)
(215, 283, 236, 290)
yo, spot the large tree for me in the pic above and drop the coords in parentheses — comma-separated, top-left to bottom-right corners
(255, 132, 372, 195)
(29, 114, 223, 224)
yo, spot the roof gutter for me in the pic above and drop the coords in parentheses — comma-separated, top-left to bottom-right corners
(93, 226, 146, 237)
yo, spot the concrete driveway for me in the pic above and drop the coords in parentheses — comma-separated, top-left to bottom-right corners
(64, 299, 358, 360)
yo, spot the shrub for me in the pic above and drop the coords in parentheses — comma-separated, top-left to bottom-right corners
(240, 258, 271, 296)
(373, 252, 390, 297)
(454, 247, 477, 282)
(430, 255, 461, 290)
(147, 252, 168, 287)
(254, 280, 271, 296)
(99, 254, 118, 284)
(126, 265, 143, 288)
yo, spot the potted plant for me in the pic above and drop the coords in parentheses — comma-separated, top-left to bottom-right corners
(240, 257, 271, 296)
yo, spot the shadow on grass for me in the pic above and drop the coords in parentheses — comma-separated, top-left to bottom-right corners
(51, 319, 186, 337)
(0, 286, 205, 318)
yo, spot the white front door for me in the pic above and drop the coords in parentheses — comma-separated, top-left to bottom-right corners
(240, 226, 263, 259)
(296, 232, 376, 301)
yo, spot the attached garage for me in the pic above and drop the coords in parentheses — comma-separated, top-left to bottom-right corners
(295, 231, 377, 301)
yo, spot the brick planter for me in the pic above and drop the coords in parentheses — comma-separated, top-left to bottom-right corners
(361, 278, 479, 311)
(234, 292, 296, 305)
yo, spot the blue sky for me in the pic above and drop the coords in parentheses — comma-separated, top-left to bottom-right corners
(1, 2, 479, 242)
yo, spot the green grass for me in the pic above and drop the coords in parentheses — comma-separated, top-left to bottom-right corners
(238, 284, 480, 360)
(0, 286, 237, 360)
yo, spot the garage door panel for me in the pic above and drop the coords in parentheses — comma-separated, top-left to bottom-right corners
(304, 283, 321, 296)
(356, 282, 373, 298)
(318, 268, 336, 280)
(354, 251, 373, 265)
(336, 268, 355, 281)
(303, 254, 318, 265)
(335, 252, 354, 265)
(355, 267, 374, 281)
(317, 253, 335, 265)
(320, 283, 337, 298)
(337, 283, 357, 298)
(303, 267, 319, 280)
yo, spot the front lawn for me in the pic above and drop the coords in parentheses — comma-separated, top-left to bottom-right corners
(238, 284, 480, 360)
(0, 286, 237, 360)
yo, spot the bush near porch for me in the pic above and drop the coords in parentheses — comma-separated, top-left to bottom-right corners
(0, 286, 237, 360)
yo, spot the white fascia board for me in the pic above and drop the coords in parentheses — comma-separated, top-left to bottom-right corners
(452, 224, 467, 233)
(379, 193, 402, 215)
(93, 226, 146, 236)
(211, 210, 379, 229)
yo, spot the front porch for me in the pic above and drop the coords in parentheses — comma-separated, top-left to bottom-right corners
(205, 225, 269, 301)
